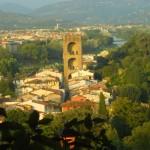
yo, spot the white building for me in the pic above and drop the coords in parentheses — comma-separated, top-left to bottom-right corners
(16, 68, 62, 95)
(71, 70, 94, 80)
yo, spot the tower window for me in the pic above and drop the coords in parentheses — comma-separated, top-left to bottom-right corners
(68, 42, 77, 55)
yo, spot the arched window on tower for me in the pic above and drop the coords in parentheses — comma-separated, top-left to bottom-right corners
(68, 42, 77, 55)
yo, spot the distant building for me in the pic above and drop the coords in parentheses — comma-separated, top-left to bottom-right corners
(61, 95, 95, 112)
(3, 100, 61, 119)
(82, 54, 96, 69)
(66, 69, 97, 97)
(83, 82, 112, 105)
(98, 50, 109, 58)
(15, 68, 64, 116)
(16, 69, 63, 96)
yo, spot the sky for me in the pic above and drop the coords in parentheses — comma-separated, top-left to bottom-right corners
(0, 0, 68, 8)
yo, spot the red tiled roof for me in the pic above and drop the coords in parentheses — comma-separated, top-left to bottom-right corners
(61, 100, 93, 107)
(71, 95, 87, 102)
(61, 95, 96, 107)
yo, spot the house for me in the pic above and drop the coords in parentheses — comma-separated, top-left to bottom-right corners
(30, 100, 61, 114)
(83, 82, 112, 105)
(3, 99, 61, 119)
(82, 54, 96, 69)
(16, 68, 62, 96)
(61, 95, 95, 112)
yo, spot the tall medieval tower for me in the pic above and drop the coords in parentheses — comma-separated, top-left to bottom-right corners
(63, 33, 83, 90)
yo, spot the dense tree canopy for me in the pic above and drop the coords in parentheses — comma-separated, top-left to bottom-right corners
(0, 108, 116, 150)
(124, 122, 150, 150)
(95, 32, 150, 103)
(0, 78, 15, 97)
(110, 98, 150, 137)
(83, 30, 114, 53)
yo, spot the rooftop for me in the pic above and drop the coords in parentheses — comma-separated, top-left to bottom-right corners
(31, 89, 54, 97)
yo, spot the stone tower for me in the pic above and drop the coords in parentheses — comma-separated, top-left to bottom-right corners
(63, 33, 82, 89)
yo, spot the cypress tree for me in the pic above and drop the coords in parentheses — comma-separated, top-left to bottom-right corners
(99, 92, 107, 118)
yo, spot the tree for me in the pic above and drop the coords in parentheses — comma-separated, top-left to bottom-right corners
(94, 71, 102, 80)
(111, 116, 131, 139)
(117, 84, 141, 102)
(124, 122, 150, 150)
(0, 107, 117, 150)
(0, 78, 15, 97)
(106, 125, 123, 150)
(96, 56, 108, 68)
(39, 46, 48, 65)
(102, 64, 119, 78)
(59, 114, 116, 150)
(0, 47, 11, 59)
(0, 58, 19, 77)
(123, 66, 145, 87)
(0, 109, 61, 150)
(6, 109, 29, 124)
(19, 43, 39, 63)
(110, 98, 150, 132)
(99, 92, 107, 118)
(47, 40, 62, 62)
(82, 30, 114, 53)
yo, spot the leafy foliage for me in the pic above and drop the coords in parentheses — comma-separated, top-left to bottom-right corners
(0, 108, 116, 150)
(96, 32, 150, 103)
(124, 122, 150, 150)
(99, 92, 108, 118)
(0, 78, 15, 97)
(83, 30, 114, 53)
(110, 98, 150, 137)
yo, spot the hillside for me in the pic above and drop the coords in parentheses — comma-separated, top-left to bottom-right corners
(0, 11, 59, 29)
(0, 3, 32, 14)
(95, 32, 150, 102)
(32, 0, 150, 24)
(0, 0, 150, 28)
(0, 11, 34, 29)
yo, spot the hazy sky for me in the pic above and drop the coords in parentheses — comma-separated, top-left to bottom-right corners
(0, 0, 68, 8)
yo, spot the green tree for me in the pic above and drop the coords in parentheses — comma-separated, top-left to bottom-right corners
(47, 40, 62, 62)
(0, 109, 61, 150)
(123, 66, 145, 87)
(124, 122, 150, 150)
(59, 113, 116, 149)
(111, 116, 131, 139)
(0, 108, 116, 150)
(6, 109, 29, 124)
(94, 71, 102, 80)
(0, 78, 15, 97)
(99, 92, 107, 118)
(111, 98, 150, 132)
(0, 58, 19, 77)
(0, 47, 11, 59)
(106, 125, 122, 150)
(83, 30, 113, 53)
(96, 56, 108, 68)
(117, 84, 141, 102)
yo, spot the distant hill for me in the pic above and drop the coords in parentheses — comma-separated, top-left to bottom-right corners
(32, 0, 150, 24)
(0, 10, 59, 29)
(0, 0, 150, 29)
(0, 0, 68, 9)
(0, 11, 33, 28)
(0, 3, 32, 14)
